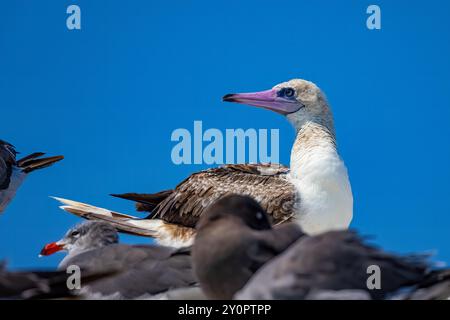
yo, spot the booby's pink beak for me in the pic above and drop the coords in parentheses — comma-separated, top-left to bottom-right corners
(39, 241, 64, 256)
(222, 89, 301, 115)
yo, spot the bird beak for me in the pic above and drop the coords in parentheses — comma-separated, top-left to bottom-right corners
(222, 89, 301, 115)
(39, 241, 64, 257)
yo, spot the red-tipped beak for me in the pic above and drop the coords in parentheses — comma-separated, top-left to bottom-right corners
(40, 242, 64, 256)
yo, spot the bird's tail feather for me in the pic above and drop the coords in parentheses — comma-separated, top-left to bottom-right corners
(17, 153, 64, 173)
(51, 197, 164, 238)
(110, 190, 172, 215)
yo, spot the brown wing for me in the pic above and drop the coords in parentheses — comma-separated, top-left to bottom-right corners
(151, 164, 297, 228)
(111, 190, 173, 213)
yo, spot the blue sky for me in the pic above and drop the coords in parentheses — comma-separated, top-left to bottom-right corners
(1, 0, 450, 268)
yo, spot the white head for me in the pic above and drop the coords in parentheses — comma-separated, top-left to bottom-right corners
(223, 79, 334, 134)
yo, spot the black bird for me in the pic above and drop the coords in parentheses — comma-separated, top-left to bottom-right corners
(192, 195, 304, 299)
(0, 140, 63, 214)
(193, 195, 450, 300)
(39, 221, 197, 299)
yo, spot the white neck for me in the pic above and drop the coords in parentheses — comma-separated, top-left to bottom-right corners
(288, 121, 353, 234)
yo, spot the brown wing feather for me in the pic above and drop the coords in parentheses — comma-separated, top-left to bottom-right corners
(111, 191, 173, 213)
(152, 164, 296, 228)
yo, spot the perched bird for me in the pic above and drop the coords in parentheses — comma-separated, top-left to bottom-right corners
(192, 195, 450, 300)
(39, 221, 197, 299)
(53, 79, 353, 247)
(236, 231, 450, 300)
(0, 140, 63, 214)
(192, 195, 304, 299)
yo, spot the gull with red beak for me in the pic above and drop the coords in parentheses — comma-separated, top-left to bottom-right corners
(39, 221, 197, 299)
(39, 220, 120, 265)
(53, 79, 353, 246)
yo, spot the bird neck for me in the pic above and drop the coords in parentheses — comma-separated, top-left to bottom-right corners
(58, 244, 104, 270)
(58, 247, 90, 270)
(288, 121, 353, 234)
(289, 121, 337, 178)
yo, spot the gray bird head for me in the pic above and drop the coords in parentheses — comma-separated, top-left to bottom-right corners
(40, 221, 119, 256)
(197, 194, 272, 231)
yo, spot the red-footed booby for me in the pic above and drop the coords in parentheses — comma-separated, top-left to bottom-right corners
(0, 140, 63, 214)
(53, 79, 353, 247)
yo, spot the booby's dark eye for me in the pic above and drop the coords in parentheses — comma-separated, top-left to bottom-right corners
(284, 88, 295, 98)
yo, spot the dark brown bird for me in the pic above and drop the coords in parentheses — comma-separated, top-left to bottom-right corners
(192, 195, 450, 300)
(192, 194, 304, 299)
(236, 231, 450, 300)
(0, 139, 63, 214)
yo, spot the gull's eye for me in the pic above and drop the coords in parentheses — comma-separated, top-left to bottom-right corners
(284, 88, 295, 98)
(70, 231, 80, 237)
